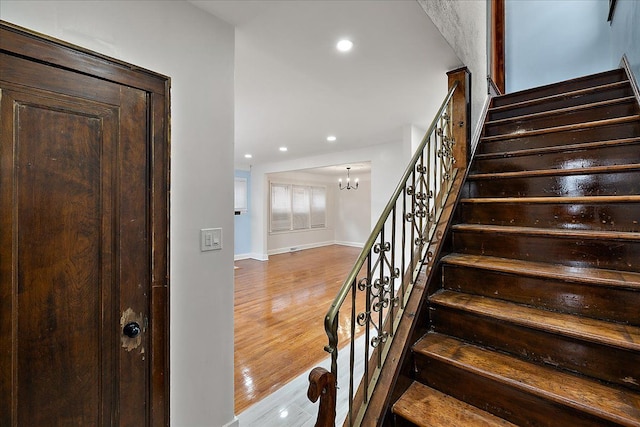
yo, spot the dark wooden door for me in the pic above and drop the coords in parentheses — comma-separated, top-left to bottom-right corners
(0, 22, 169, 426)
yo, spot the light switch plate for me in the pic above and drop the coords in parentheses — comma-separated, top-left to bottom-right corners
(200, 228, 222, 251)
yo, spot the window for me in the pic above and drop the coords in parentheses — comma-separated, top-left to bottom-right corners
(234, 178, 248, 213)
(292, 185, 310, 230)
(310, 186, 326, 228)
(270, 183, 326, 232)
(270, 183, 291, 232)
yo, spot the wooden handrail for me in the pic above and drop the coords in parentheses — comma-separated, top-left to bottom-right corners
(308, 67, 470, 426)
(307, 367, 336, 427)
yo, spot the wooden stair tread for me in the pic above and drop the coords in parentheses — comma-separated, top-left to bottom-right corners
(485, 96, 637, 126)
(492, 69, 626, 107)
(414, 333, 640, 426)
(441, 253, 640, 290)
(430, 290, 640, 351)
(480, 115, 640, 143)
(392, 381, 517, 427)
(476, 136, 640, 160)
(460, 195, 640, 204)
(451, 223, 640, 241)
(469, 163, 640, 179)
(489, 80, 631, 114)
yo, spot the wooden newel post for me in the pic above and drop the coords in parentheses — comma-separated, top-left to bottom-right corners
(447, 67, 471, 169)
(308, 367, 336, 427)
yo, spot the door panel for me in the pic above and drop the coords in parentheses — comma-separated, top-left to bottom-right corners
(13, 90, 117, 426)
(1, 47, 150, 426)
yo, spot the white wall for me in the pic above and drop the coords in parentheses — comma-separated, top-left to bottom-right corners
(335, 175, 371, 247)
(417, 0, 488, 139)
(505, 0, 612, 92)
(0, 1, 237, 426)
(611, 0, 640, 85)
(402, 124, 429, 160)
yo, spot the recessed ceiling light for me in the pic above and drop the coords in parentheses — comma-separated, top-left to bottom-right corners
(244, 154, 252, 159)
(336, 39, 353, 52)
(326, 135, 337, 142)
(279, 146, 288, 152)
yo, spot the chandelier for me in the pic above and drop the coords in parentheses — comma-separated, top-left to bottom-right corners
(339, 167, 359, 190)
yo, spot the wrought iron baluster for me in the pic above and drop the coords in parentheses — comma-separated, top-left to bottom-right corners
(348, 276, 356, 426)
(316, 80, 461, 427)
(390, 205, 396, 337)
(401, 186, 407, 310)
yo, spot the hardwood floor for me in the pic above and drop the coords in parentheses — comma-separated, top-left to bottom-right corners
(234, 245, 364, 413)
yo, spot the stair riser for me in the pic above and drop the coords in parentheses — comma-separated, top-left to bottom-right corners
(484, 101, 638, 137)
(442, 264, 640, 324)
(479, 121, 640, 154)
(451, 230, 640, 272)
(467, 170, 640, 197)
(415, 357, 620, 427)
(492, 69, 626, 108)
(472, 143, 640, 174)
(430, 306, 640, 391)
(457, 202, 640, 232)
(489, 85, 635, 121)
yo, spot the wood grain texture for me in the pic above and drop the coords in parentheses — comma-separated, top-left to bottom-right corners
(307, 367, 336, 427)
(479, 117, 640, 153)
(476, 136, 640, 159)
(472, 139, 640, 174)
(491, 69, 626, 108)
(458, 197, 640, 232)
(392, 382, 516, 427)
(432, 304, 640, 392)
(484, 97, 639, 136)
(390, 69, 640, 426)
(466, 168, 640, 198)
(234, 245, 362, 413)
(488, 81, 634, 121)
(441, 255, 640, 324)
(414, 334, 640, 427)
(431, 290, 640, 351)
(15, 92, 106, 426)
(0, 22, 170, 426)
(452, 224, 640, 272)
(0, 21, 167, 94)
(481, 115, 640, 143)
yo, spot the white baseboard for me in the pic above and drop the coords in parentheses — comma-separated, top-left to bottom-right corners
(224, 416, 239, 427)
(255, 241, 364, 258)
(249, 252, 269, 261)
(334, 241, 365, 249)
(234, 253, 252, 261)
(267, 240, 334, 256)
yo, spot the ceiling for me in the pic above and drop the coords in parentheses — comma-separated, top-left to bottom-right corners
(190, 0, 462, 168)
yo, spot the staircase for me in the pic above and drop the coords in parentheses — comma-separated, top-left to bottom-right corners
(389, 69, 640, 426)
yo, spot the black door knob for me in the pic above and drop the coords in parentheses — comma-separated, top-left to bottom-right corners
(123, 322, 141, 338)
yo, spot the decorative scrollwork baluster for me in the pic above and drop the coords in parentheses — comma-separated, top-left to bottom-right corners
(314, 77, 465, 427)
